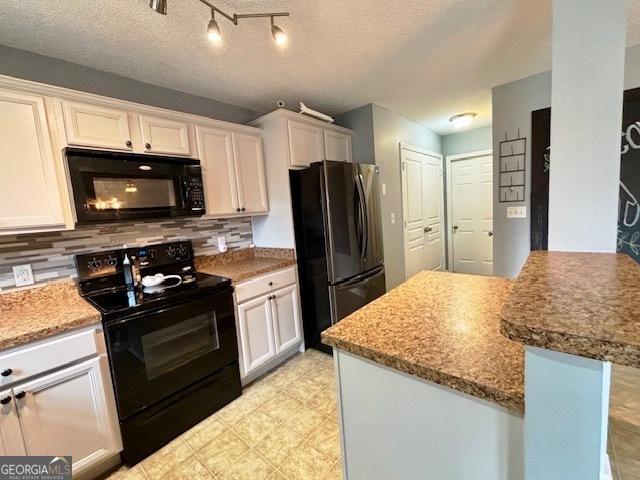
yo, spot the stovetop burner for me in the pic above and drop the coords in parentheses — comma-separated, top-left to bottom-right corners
(75, 241, 231, 321)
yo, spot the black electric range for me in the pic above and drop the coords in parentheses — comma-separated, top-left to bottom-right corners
(76, 241, 242, 466)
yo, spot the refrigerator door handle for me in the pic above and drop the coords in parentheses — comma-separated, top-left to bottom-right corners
(335, 265, 385, 288)
(357, 173, 369, 259)
(355, 173, 367, 260)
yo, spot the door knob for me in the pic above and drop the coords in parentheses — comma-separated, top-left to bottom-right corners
(1, 368, 13, 377)
(453, 225, 459, 230)
(488, 231, 494, 237)
(424, 226, 432, 233)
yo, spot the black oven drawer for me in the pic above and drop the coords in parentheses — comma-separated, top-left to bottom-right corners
(120, 362, 242, 466)
(105, 286, 238, 419)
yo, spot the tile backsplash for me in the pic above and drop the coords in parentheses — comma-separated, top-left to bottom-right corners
(0, 217, 253, 292)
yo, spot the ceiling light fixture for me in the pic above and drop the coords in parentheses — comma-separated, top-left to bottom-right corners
(449, 113, 476, 129)
(149, 0, 167, 15)
(148, 0, 290, 46)
(207, 10, 222, 43)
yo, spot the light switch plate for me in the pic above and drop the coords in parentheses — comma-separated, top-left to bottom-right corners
(390, 212, 396, 224)
(507, 206, 527, 218)
(13, 264, 35, 287)
(381, 183, 387, 195)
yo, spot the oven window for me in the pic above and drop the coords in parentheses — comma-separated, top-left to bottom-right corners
(92, 177, 177, 210)
(135, 312, 220, 380)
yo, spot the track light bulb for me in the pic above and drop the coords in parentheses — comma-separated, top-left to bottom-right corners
(149, 0, 167, 15)
(271, 24, 287, 45)
(207, 13, 222, 43)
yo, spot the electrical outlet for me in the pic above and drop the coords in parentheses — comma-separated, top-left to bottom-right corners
(507, 206, 527, 218)
(390, 212, 396, 224)
(13, 264, 35, 287)
(381, 183, 387, 196)
(217, 236, 228, 253)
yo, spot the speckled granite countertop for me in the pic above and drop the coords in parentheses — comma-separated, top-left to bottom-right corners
(501, 251, 640, 367)
(0, 281, 101, 350)
(322, 271, 524, 414)
(195, 247, 296, 283)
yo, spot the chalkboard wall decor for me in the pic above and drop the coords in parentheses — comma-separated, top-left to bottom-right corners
(529, 87, 640, 264)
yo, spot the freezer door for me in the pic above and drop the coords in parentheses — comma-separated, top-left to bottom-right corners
(323, 161, 364, 282)
(357, 163, 385, 271)
(329, 266, 386, 323)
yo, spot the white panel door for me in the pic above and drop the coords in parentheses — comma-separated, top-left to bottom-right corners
(450, 155, 494, 275)
(401, 147, 445, 279)
(62, 101, 132, 150)
(270, 285, 302, 353)
(16, 357, 121, 474)
(233, 133, 269, 214)
(287, 120, 324, 167)
(139, 114, 191, 156)
(196, 126, 240, 216)
(0, 389, 25, 456)
(236, 295, 276, 375)
(0, 91, 65, 232)
(324, 130, 352, 162)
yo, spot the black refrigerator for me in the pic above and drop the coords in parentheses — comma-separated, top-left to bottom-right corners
(290, 160, 386, 353)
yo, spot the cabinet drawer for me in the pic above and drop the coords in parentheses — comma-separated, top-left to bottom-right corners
(235, 267, 296, 304)
(0, 329, 99, 387)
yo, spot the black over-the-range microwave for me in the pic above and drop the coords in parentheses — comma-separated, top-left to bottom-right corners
(65, 148, 205, 224)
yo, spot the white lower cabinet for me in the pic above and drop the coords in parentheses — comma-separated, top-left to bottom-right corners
(0, 328, 121, 477)
(235, 268, 303, 381)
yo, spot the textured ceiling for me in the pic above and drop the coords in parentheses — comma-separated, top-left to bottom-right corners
(1, 0, 640, 134)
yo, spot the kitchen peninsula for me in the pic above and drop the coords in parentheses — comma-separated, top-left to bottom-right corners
(323, 251, 640, 480)
(322, 271, 525, 480)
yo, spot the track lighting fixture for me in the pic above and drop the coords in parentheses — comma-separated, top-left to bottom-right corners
(148, 0, 290, 46)
(148, 0, 167, 15)
(207, 10, 222, 43)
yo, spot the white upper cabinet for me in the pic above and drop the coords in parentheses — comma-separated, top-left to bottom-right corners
(0, 91, 66, 233)
(196, 126, 240, 216)
(233, 133, 269, 214)
(62, 101, 133, 150)
(139, 114, 191, 156)
(324, 129, 352, 162)
(287, 119, 324, 167)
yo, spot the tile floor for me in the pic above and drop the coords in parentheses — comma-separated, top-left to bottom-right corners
(107, 349, 341, 480)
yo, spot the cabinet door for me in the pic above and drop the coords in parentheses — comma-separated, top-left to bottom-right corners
(17, 357, 121, 475)
(270, 285, 302, 353)
(0, 91, 65, 232)
(0, 389, 25, 456)
(232, 133, 269, 214)
(236, 295, 276, 375)
(196, 126, 240, 215)
(62, 101, 132, 150)
(287, 120, 324, 167)
(324, 130, 352, 162)
(139, 114, 191, 156)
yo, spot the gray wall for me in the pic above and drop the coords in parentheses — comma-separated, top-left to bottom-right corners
(492, 42, 640, 278)
(0, 45, 258, 124)
(442, 126, 492, 157)
(337, 104, 443, 290)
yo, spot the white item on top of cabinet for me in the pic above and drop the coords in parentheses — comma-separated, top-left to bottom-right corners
(233, 267, 303, 383)
(287, 119, 324, 168)
(139, 114, 191, 156)
(196, 125, 268, 216)
(0, 90, 66, 234)
(16, 356, 121, 475)
(324, 129, 352, 162)
(61, 100, 133, 151)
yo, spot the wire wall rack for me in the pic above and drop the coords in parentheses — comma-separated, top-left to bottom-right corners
(499, 129, 526, 202)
